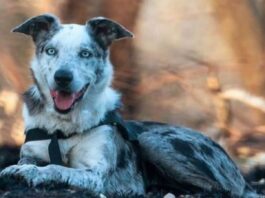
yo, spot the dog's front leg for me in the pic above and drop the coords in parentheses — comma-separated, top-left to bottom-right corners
(0, 126, 114, 193)
(18, 140, 50, 165)
(49, 165, 104, 191)
(0, 164, 105, 192)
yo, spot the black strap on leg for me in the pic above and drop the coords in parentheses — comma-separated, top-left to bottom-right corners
(48, 132, 63, 165)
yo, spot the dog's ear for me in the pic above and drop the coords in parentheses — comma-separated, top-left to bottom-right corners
(12, 14, 60, 42)
(87, 17, 133, 49)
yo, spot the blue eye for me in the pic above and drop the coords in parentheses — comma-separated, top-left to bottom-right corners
(80, 50, 92, 58)
(46, 48, 57, 56)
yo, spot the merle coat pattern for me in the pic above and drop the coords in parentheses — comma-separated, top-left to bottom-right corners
(0, 14, 257, 198)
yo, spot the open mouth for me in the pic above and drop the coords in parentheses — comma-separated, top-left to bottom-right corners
(50, 84, 89, 113)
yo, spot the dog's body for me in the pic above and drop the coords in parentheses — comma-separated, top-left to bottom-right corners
(0, 14, 257, 197)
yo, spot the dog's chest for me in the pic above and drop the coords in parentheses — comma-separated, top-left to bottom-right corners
(60, 125, 112, 168)
(22, 125, 113, 168)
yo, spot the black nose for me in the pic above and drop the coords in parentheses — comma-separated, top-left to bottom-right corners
(54, 69, 73, 87)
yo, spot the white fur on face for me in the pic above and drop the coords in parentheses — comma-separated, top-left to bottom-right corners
(25, 23, 118, 135)
(52, 24, 92, 48)
(35, 24, 95, 92)
(31, 23, 113, 109)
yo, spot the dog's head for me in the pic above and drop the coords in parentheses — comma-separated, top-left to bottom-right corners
(13, 14, 133, 114)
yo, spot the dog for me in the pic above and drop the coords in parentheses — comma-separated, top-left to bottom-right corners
(0, 14, 258, 198)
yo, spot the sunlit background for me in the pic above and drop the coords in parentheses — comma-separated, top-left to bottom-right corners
(1, 0, 265, 173)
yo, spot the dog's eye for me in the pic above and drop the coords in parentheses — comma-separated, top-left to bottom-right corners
(46, 48, 57, 56)
(79, 50, 92, 58)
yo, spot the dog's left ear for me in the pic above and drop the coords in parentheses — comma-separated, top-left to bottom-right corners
(87, 17, 133, 49)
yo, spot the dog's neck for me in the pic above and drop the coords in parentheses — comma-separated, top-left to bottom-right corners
(23, 85, 120, 135)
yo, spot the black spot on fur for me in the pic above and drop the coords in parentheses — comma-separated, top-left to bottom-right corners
(23, 86, 45, 115)
(117, 149, 127, 169)
(116, 146, 132, 169)
(95, 68, 103, 84)
(170, 137, 217, 184)
(36, 28, 60, 56)
(90, 42, 108, 59)
(190, 158, 217, 182)
(170, 138, 195, 158)
(200, 144, 214, 157)
(35, 25, 62, 56)
(30, 68, 46, 100)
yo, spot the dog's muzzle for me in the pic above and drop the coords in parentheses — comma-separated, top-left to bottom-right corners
(51, 69, 89, 113)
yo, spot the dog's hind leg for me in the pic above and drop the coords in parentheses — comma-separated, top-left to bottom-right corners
(137, 125, 249, 197)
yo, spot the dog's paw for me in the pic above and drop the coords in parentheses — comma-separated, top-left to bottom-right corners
(0, 164, 40, 186)
(1, 164, 38, 178)
(1, 165, 21, 176)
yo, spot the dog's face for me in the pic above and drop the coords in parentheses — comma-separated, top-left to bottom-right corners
(13, 14, 133, 114)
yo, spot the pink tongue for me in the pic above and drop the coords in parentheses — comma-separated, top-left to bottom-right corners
(52, 91, 76, 110)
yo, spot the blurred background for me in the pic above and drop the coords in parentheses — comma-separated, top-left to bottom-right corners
(1, 0, 265, 173)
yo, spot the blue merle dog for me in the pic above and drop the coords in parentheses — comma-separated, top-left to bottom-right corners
(0, 14, 258, 198)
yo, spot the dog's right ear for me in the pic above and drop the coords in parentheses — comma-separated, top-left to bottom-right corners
(12, 14, 60, 42)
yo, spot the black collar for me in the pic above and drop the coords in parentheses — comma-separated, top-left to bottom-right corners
(25, 110, 137, 166)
